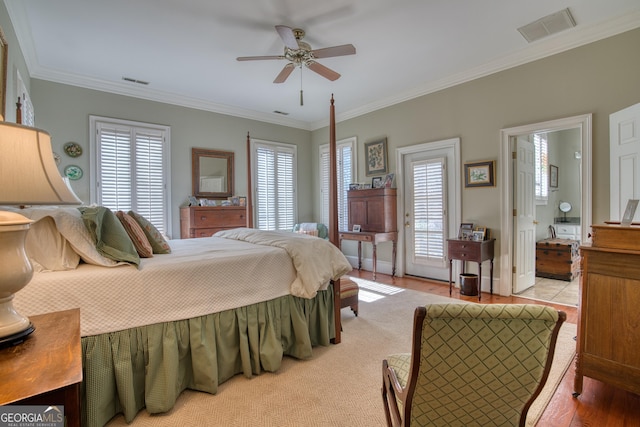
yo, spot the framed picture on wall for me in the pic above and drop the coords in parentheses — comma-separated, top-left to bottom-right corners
(365, 138, 388, 176)
(464, 160, 495, 188)
(549, 164, 559, 188)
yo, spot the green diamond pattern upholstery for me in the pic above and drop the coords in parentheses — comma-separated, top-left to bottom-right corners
(382, 303, 565, 427)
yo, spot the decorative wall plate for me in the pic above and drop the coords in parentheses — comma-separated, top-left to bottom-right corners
(63, 142, 83, 157)
(64, 164, 83, 180)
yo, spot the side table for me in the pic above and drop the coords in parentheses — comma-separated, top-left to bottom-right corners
(339, 231, 398, 280)
(447, 238, 495, 301)
(0, 308, 82, 427)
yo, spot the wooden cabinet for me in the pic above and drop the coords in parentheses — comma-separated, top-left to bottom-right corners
(536, 238, 580, 281)
(574, 224, 640, 396)
(0, 309, 82, 427)
(347, 188, 397, 232)
(180, 206, 247, 238)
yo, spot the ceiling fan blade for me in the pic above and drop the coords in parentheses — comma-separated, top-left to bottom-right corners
(237, 55, 285, 61)
(306, 61, 340, 81)
(311, 44, 356, 59)
(275, 25, 300, 50)
(274, 63, 295, 83)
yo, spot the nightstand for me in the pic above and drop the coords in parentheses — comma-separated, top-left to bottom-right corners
(0, 308, 82, 427)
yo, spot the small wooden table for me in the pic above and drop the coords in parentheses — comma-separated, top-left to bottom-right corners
(0, 308, 82, 427)
(447, 238, 495, 301)
(340, 231, 398, 280)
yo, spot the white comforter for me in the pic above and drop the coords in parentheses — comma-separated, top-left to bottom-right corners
(15, 229, 351, 336)
(215, 228, 352, 298)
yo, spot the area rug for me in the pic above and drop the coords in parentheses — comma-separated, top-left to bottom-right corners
(106, 276, 576, 426)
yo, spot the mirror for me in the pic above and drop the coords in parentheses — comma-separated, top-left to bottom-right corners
(191, 148, 234, 198)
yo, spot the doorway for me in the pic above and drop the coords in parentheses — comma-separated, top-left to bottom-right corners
(396, 138, 461, 281)
(499, 114, 592, 298)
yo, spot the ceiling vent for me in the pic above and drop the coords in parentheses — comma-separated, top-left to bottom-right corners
(122, 77, 150, 85)
(518, 8, 576, 43)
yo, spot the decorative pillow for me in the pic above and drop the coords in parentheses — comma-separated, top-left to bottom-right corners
(128, 210, 171, 254)
(79, 206, 140, 266)
(25, 216, 80, 272)
(116, 211, 153, 258)
(15, 206, 121, 267)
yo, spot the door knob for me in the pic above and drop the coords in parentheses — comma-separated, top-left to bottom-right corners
(405, 222, 411, 228)
(533, 220, 539, 224)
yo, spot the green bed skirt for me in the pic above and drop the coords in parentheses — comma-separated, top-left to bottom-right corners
(81, 285, 335, 427)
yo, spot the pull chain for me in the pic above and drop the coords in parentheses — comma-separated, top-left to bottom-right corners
(299, 65, 304, 106)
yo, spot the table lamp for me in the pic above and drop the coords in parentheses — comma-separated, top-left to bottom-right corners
(0, 122, 81, 346)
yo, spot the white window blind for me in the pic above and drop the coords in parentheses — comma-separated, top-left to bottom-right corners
(92, 117, 170, 234)
(534, 132, 549, 202)
(254, 141, 296, 231)
(412, 158, 446, 262)
(320, 138, 355, 231)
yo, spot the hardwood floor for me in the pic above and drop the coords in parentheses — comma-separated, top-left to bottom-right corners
(348, 270, 640, 427)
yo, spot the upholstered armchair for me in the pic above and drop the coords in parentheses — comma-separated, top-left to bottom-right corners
(382, 303, 566, 426)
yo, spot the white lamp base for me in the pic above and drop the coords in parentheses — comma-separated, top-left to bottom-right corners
(0, 211, 35, 343)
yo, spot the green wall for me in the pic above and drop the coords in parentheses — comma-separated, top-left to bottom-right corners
(311, 27, 640, 269)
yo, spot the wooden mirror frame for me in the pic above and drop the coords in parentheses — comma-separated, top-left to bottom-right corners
(191, 148, 234, 199)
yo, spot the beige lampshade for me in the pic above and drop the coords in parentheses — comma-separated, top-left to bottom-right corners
(0, 122, 81, 205)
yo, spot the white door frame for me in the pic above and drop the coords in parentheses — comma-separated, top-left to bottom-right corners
(396, 138, 461, 277)
(499, 114, 592, 296)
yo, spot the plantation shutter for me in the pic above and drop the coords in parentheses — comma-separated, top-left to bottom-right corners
(320, 139, 354, 231)
(95, 119, 169, 234)
(534, 133, 549, 201)
(412, 157, 446, 262)
(255, 141, 296, 231)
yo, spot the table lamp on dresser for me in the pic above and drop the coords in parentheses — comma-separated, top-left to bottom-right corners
(0, 121, 81, 347)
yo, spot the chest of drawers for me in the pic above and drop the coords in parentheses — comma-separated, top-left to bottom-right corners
(180, 206, 246, 238)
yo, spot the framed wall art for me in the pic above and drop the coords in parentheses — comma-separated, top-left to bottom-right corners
(464, 160, 495, 188)
(365, 138, 388, 176)
(549, 164, 558, 188)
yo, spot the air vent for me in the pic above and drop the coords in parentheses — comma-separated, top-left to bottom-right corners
(518, 8, 576, 43)
(122, 77, 150, 85)
(273, 110, 289, 115)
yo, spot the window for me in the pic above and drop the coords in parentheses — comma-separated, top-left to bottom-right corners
(412, 157, 446, 263)
(534, 132, 549, 203)
(252, 139, 297, 231)
(320, 137, 355, 231)
(16, 70, 34, 126)
(90, 116, 171, 235)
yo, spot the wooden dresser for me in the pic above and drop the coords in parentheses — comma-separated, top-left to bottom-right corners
(180, 206, 247, 238)
(340, 188, 397, 279)
(574, 224, 640, 396)
(346, 188, 397, 233)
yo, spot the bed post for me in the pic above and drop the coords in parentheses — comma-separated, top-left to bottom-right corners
(246, 132, 253, 228)
(328, 95, 342, 344)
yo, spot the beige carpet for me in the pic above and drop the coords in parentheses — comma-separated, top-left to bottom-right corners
(106, 277, 576, 427)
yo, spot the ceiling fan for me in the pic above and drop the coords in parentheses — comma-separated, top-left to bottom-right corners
(236, 25, 356, 84)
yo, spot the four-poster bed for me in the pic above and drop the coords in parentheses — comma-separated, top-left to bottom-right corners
(11, 96, 349, 427)
(244, 94, 344, 343)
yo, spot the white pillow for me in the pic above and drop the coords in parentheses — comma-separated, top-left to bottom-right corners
(18, 207, 123, 267)
(25, 216, 80, 271)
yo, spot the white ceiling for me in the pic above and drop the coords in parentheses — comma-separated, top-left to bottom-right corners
(5, 0, 640, 130)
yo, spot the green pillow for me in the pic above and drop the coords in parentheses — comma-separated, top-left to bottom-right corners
(128, 211, 171, 254)
(78, 206, 140, 266)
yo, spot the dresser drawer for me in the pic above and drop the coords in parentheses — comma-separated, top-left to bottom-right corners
(447, 241, 481, 259)
(192, 208, 245, 227)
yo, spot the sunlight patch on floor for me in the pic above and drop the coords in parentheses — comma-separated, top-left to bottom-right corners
(346, 276, 405, 297)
